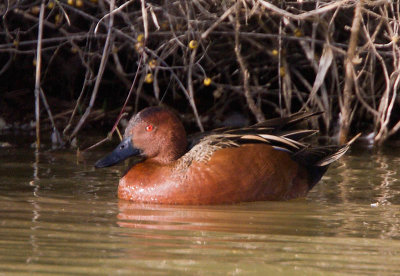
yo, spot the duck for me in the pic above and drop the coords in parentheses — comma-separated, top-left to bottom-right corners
(95, 106, 358, 205)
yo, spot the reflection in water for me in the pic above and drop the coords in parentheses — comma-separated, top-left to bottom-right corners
(117, 200, 327, 234)
(116, 199, 400, 275)
(28, 150, 40, 265)
(0, 145, 399, 274)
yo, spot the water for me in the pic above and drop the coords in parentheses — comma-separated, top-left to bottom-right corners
(0, 138, 400, 275)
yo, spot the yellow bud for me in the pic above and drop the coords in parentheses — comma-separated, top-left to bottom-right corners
(161, 21, 169, 30)
(31, 6, 40, 15)
(71, 47, 78, 54)
(137, 33, 144, 43)
(294, 28, 302, 37)
(13, 40, 19, 47)
(189, 40, 198, 49)
(67, 0, 74, 6)
(145, 73, 153, 84)
(279, 66, 285, 77)
(392, 35, 399, 44)
(75, 0, 83, 8)
(55, 14, 62, 24)
(213, 88, 222, 99)
(47, 1, 55, 9)
(33, 59, 37, 66)
(134, 42, 143, 53)
(203, 77, 212, 86)
(149, 59, 157, 69)
(271, 49, 278, 56)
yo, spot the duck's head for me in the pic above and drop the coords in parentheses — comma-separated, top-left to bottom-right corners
(95, 107, 187, 168)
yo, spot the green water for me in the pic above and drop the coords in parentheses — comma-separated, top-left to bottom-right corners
(0, 140, 400, 275)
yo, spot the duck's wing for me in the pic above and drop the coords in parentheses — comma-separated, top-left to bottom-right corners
(181, 131, 308, 167)
(187, 111, 321, 149)
(250, 111, 323, 130)
(188, 111, 359, 169)
(193, 128, 311, 156)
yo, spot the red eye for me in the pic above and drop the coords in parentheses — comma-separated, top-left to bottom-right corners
(145, 124, 153, 132)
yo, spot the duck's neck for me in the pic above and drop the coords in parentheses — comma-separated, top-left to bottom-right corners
(150, 136, 187, 165)
(151, 150, 184, 165)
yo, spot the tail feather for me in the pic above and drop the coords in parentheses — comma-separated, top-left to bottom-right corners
(315, 133, 361, 167)
(305, 133, 361, 188)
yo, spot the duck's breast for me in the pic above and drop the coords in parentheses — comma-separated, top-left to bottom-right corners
(118, 144, 310, 204)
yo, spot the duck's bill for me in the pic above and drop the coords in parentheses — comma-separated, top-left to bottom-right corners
(95, 138, 141, 168)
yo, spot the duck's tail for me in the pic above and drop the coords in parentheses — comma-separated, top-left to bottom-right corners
(300, 133, 361, 189)
(314, 133, 361, 167)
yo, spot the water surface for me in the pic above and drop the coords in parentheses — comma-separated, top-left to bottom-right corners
(0, 139, 400, 275)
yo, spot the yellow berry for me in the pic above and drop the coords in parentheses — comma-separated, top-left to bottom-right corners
(392, 35, 399, 43)
(271, 49, 278, 56)
(47, 1, 55, 9)
(33, 59, 37, 66)
(189, 40, 198, 49)
(137, 34, 144, 43)
(149, 59, 157, 69)
(75, 0, 83, 8)
(294, 28, 302, 37)
(13, 40, 19, 47)
(71, 47, 78, 54)
(279, 66, 285, 77)
(145, 73, 153, 84)
(203, 77, 212, 86)
(67, 0, 74, 5)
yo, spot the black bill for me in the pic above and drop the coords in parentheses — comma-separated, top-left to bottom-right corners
(95, 137, 141, 168)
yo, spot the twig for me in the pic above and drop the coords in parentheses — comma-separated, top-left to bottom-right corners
(82, 137, 110, 152)
(69, 0, 116, 139)
(34, 0, 46, 150)
(201, 3, 237, 40)
(94, 0, 134, 34)
(188, 47, 204, 132)
(141, 0, 149, 42)
(257, 0, 353, 20)
(39, 88, 63, 146)
(82, 53, 144, 152)
(339, 0, 363, 144)
(63, 68, 91, 136)
(234, 2, 265, 122)
(111, 55, 144, 134)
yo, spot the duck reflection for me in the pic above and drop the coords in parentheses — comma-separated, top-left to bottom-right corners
(117, 200, 253, 232)
(117, 199, 336, 237)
